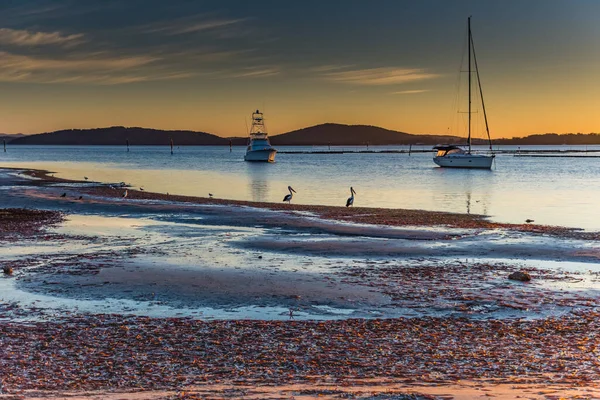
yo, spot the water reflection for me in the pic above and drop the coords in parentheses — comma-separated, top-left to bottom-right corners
(245, 163, 272, 202)
(432, 167, 493, 216)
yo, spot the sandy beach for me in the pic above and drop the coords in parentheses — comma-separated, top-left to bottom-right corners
(2, 167, 600, 399)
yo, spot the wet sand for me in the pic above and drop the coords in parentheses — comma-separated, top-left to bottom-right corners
(2, 167, 600, 398)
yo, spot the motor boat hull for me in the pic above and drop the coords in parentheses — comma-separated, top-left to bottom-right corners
(433, 154, 494, 169)
(244, 148, 277, 162)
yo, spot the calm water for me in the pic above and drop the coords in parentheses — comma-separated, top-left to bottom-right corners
(2, 144, 600, 229)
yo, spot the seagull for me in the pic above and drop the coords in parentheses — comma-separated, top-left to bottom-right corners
(346, 186, 356, 207)
(209, 193, 213, 198)
(60, 192, 66, 198)
(525, 219, 534, 223)
(283, 186, 296, 204)
(122, 190, 128, 198)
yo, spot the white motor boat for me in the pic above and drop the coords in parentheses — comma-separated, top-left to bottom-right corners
(433, 17, 495, 169)
(244, 110, 277, 162)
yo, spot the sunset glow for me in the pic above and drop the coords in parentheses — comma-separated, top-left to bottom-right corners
(0, 0, 597, 137)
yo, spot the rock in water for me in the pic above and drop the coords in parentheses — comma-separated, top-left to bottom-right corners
(508, 271, 531, 282)
(2, 266, 13, 275)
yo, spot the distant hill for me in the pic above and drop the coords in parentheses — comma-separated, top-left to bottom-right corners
(10, 127, 228, 146)
(8, 124, 600, 146)
(0, 134, 25, 143)
(268, 123, 468, 146)
(493, 133, 600, 145)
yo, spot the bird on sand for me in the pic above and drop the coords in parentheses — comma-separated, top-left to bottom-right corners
(60, 193, 66, 198)
(346, 187, 356, 207)
(140, 187, 144, 191)
(122, 190, 128, 198)
(525, 219, 534, 223)
(84, 176, 88, 180)
(283, 186, 296, 204)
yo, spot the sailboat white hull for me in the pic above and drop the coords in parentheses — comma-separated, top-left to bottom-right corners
(244, 149, 277, 162)
(433, 154, 494, 169)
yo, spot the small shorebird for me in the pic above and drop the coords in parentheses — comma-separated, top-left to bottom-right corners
(346, 186, 356, 207)
(84, 176, 88, 180)
(122, 190, 128, 198)
(283, 186, 296, 204)
(525, 219, 534, 223)
(209, 193, 213, 198)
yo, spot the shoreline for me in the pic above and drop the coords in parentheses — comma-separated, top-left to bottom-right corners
(11, 166, 600, 240)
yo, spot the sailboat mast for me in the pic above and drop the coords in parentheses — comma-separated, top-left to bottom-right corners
(471, 32, 493, 152)
(467, 16, 472, 153)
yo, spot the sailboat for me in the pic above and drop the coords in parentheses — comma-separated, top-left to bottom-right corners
(244, 109, 277, 162)
(433, 17, 495, 169)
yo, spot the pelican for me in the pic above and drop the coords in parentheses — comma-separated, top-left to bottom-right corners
(283, 186, 296, 203)
(346, 187, 356, 207)
(122, 190, 128, 198)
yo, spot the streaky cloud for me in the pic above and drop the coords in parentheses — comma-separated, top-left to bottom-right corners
(0, 51, 195, 85)
(391, 89, 430, 94)
(231, 67, 279, 78)
(141, 15, 247, 36)
(322, 67, 439, 86)
(0, 27, 84, 47)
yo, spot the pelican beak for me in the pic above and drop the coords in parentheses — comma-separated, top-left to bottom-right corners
(291, 187, 296, 193)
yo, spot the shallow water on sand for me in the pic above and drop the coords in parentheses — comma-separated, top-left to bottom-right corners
(3, 178, 600, 322)
(2, 144, 600, 229)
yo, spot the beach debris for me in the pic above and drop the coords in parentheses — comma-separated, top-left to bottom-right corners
(525, 219, 534, 223)
(84, 176, 88, 180)
(508, 271, 531, 282)
(78, 196, 83, 200)
(2, 311, 600, 393)
(60, 193, 66, 198)
(209, 193, 213, 198)
(122, 190, 128, 198)
(2, 266, 13, 275)
(140, 187, 144, 191)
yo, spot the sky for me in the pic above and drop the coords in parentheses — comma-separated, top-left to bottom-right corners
(0, 0, 598, 138)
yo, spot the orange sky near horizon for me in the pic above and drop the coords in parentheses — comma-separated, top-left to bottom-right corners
(0, 1, 597, 139)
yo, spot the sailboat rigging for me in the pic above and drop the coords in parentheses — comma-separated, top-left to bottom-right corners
(433, 17, 495, 169)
